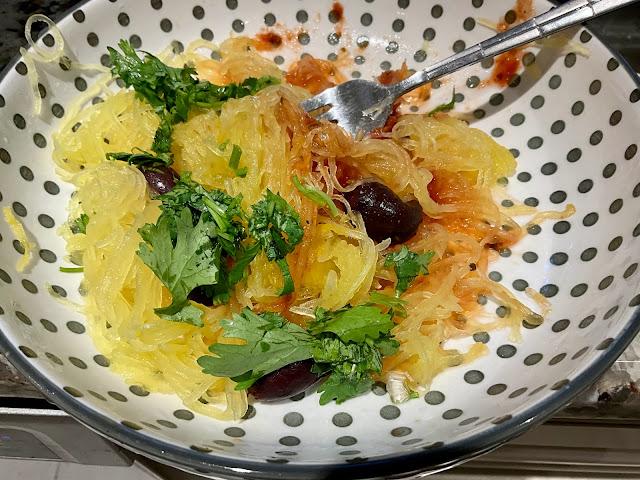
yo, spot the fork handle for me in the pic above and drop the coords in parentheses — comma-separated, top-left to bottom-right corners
(390, 0, 636, 98)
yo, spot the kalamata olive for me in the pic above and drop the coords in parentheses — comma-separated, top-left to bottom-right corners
(248, 359, 323, 402)
(188, 286, 213, 306)
(344, 181, 423, 244)
(140, 165, 178, 195)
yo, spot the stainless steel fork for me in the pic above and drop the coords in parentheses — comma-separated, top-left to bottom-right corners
(300, 0, 636, 136)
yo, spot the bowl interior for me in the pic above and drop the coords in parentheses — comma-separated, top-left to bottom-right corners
(0, 0, 639, 476)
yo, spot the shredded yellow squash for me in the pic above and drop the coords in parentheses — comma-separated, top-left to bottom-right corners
(48, 37, 553, 419)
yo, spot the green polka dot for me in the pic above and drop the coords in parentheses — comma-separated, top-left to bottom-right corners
(442, 409, 462, 420)
(473, 331, 490, 343)
(93, 354, 110, 367)
(129, 385, 150, 397)
(487, 384, 507, 395)
(425, 390, 445, 405)
(390, 427, 412, 437)
(63, 386, 83, 397)
(508, 387, 527, 398)
(40, 318, 57, 332)
(492, 415, 512, 424)
(380, 405, 400, 420)
(549, 353, 566, 365)
(552, 319, 571, 335)
(224, 427, 245, 438)
(88, 390, 106, 401)
(524, 353, 543, 365)
(67, 321, 86, 334)
(121, 421, 142, 430)
(463, 370, 484, 384)
(19, 346, 37, 358)
(68, 357, 87, 369)
(336, 436, 357, 446)
(157, 420, 177, 429)
(551, 379, 569, 390)
(108, 391, 127, 402)
(46, 352, 63, 365)
(332, 412, 353, 427)
(174, 409, 195, 420)
(497, 345, 516, 358)
(15, 311, 32, 325)
(279, 436, 300, 447)
(283, 412, 304, 427)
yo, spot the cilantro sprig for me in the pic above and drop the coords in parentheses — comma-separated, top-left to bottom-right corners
(106, 149, 172, 168)
(197, 303, 399, 405)
(248, 190, 304, 295)
(136, 174, 246, 325)
(137, 175, 304, 324)
(107, 40, 279, 163)
(384, 246, 435, 295)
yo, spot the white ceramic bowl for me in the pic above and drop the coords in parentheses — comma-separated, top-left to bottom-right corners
(0, 0, 639, 478)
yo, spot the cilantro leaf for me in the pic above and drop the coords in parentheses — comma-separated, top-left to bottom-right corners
(152, 113, 175, 156)
(428, 89, 456, 116)
(137, 207, 220, 326)
(70, 213, 89, 235)
(158, 173, 245, 256)
(108, 40, 195, 115)
(375, 336, 401, 357)
(292, 175, 339, 218)
(384, 246, 435, 295)
(188, 76, 280, 110)
(199, 303, 399, 405)
(309, 305, 395, 343)
(158, 303, 204, 324)
(197, 308, 314, 387)
(227, 243, 261, 286)
(368, 291, 407, 318)
(227, 144, 247, 178)
(106, 149, 172, 167)
(108, 40, 279, 163)
(317, 370, 373, 405)
(248, 190, 304, 295)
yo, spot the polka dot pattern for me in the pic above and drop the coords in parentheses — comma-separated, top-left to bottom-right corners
(0, 0, 637, 471)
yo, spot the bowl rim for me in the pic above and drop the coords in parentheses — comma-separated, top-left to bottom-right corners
(1, 0, 639, 478)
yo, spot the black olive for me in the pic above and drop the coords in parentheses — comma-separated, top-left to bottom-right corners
(248, 360, 323, 402)
(140, 165, 178, 195)
(188, 286, 214, 306)
(344, 181, 423, 244)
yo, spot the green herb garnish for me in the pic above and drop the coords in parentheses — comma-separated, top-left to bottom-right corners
(292, 175, 339, 217)
(384, 246, 435, 295)
(197, 303, 399, 404)
(107, 40, 279, 163)
(248, 189, 304, 295)
(106, 149, 171, 167)
(70, 213, 89, 235)
(138, 208, 220, 326)
(368, 291, 408, 317)
(227, 144, 247, 178)
(428, 89, 456, 116)
(136, 174, 246, 326)
(59, 266, 84, 273)
(136, 174, 305, 324)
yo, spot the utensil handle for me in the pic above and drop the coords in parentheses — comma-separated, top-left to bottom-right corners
(390, 0, 636, 97)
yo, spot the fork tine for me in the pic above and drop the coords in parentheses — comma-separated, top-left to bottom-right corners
(300, 93, 331, 113)
(316, 109, 338, 123)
